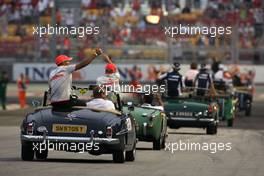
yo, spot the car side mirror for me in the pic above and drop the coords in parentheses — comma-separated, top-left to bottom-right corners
(127, 102, 134, 111)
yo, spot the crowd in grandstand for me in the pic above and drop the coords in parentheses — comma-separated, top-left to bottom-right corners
(0, 0, 263, 61)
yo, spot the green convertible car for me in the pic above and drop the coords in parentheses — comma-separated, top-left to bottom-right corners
(120, 93, 167, 150)
(216, 95, 237, 127)
(164, 95, 219, 135)
(213, 81, 237, 127)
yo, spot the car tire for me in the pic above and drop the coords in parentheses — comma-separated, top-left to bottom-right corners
(125, 143, 136, 162)
(227, 119, 233, 127)
(153, 136, 162, 150)
(35, 147, 48, 160)
(161, 134, 166, 149)
(206, 125, 217, 135)
(245, 103, 251, 116)
(113, 151, 125, 163)
(21, 143, 34, 161)
(214, 125, 218, 134)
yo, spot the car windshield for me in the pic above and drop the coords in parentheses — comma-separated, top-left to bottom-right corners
(119, 93, 144, 106)
(71, 86, 93, 100)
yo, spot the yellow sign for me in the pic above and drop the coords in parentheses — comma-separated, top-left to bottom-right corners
(52, 124, 87, 134)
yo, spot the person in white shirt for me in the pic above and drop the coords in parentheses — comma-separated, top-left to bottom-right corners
(96, 55, 120, 92)
(214, 64, 233, 90)
(86, 86, 115, 110)
(184, 62, 199, 88)
(49, 48, 111, 109)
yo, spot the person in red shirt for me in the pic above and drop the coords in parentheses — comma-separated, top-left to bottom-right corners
(17, 73, 29, 108)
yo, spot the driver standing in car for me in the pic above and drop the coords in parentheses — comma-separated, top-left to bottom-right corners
(157, 62, 184, 98)
(194, 63, 215, 96)
(96, 55, 120, 90)
(49, 48, 111, 109)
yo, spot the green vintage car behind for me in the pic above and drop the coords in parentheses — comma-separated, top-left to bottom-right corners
(120, 93, 167, 150)
(213, 81, 237, 127)
(216, 95, 237, 127)
(164, 96, 219, 135)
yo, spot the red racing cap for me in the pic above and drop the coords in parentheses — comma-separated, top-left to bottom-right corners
(105, 63, 117, 73)
(55, 55, 72, 66)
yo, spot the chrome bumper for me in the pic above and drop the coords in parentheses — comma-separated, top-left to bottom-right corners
(169, 117, 218, 122)
(21, 135, 120, 145)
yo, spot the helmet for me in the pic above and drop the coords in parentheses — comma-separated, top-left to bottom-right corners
(105, 63, 117, 73)
(200, 63, 207, 69)
(55, 55, 72, 66)
(173, 62, 181, 70)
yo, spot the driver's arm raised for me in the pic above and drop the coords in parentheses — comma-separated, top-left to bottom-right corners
(75, 48, 103, 71)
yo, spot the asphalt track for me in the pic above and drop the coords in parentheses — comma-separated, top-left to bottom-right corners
(0, 100, 264, 176)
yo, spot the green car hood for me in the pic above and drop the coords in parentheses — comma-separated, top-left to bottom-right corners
(122, 106, 159, 119)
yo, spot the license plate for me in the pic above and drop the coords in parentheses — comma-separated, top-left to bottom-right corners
(174, 112, 193, 117)
(52, 124, 87, 134)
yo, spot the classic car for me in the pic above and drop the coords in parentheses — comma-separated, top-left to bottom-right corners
(20, 87, 137, 163)
(213, 81, 237, 127)
(120, 92, 167, 150)
(164, 95, 219, 135)
(216, 96, 237, 127)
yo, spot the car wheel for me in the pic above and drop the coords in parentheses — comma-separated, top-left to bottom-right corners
(206, 125, 217, 135)
(161, 134, 166, 149)
(227, 119, 233, 127)
(21, 143, 34, 161)
(126, 143, 136, 162)
(153, 136, 162, 150)
(113, 151, 125, 163)
(35, 147, 48, 160)
(245, 102, 251, 116)
(214, 125, 218, 134)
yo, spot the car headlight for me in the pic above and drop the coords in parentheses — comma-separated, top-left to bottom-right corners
(126, 118, 132, 131)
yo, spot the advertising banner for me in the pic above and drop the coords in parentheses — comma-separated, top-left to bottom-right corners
(13, 63, 264, 84)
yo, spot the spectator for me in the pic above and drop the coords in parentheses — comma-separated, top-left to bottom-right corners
(185, 62, 198, 88)
(17, 73, 29, 109)
(82, 0, 91, 8)
(253, 7, 263, 37)
(56, 9, 62, 25)
(63, 37, 71, 55)
(40, 37, 50, 57)
(64, 9, 75, 27)
(0, 71, 9, 110)
(182, 5, 191, 13)
(38, 0, 49, 15)
(0, 4, 9, 36)
(128, 65, 143, 87)
(132, 0, 141, 11)
(147, 65, 158, 81)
